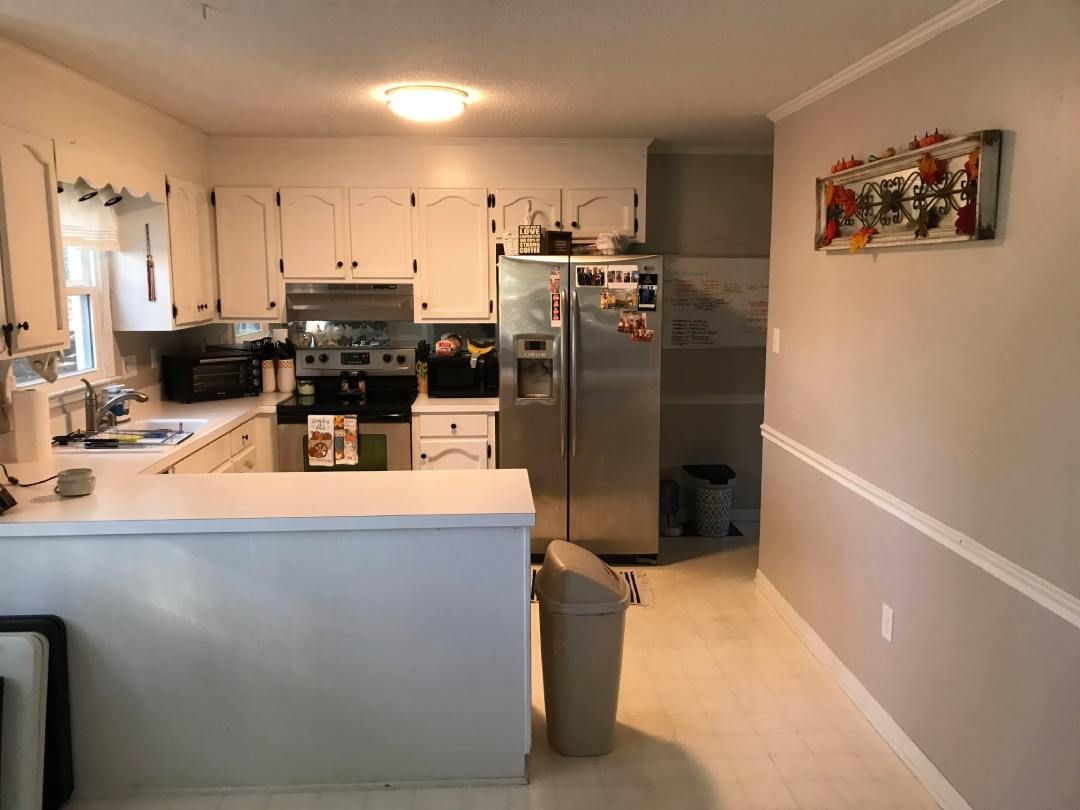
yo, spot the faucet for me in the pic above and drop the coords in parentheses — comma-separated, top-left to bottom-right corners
(81, 379, 149, 433)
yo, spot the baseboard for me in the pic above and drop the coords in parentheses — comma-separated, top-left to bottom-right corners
(755, 570, 972, 810)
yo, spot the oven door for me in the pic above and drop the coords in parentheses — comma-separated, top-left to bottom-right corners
(277, 419, 412, 472)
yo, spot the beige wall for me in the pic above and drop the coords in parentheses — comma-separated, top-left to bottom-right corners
(760, 1, 1080, 807)
(646, 153, 772, 511)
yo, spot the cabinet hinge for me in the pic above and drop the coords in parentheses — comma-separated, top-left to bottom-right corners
(634, 191, 638, 208)
(634, 217, 639, 234)
(410, 192, 416, 207)
(491, 219, 496, 234)
(56, 182, 64, 194)
(210, 190, 216, 206)
(172, 304, 178, 319)
(279, 258, 285, 274)
(487, 443, 492, 460)
(489, 299, 494, 315)
(165, 182, 171, 195)
(412, 258, 417, 274)
(275, 191, 281, 206)
(216, 298, 221, 315)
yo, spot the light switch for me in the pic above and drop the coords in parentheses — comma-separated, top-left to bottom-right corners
(771, 327, 781, 354)
(881, 604, 894, 642)
(122, 354, 138, 377)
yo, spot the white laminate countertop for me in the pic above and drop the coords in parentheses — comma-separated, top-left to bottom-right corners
(0, 392, 531, 536)
(411, 393, 499, 414)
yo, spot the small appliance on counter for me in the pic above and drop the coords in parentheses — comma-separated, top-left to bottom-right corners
(161, 347, 262, 403)
(427, 351, 498, 398)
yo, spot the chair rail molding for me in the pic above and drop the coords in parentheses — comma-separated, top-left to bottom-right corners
(760, 423, 1080, 631)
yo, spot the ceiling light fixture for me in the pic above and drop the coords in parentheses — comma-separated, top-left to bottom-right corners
(385, 85, 468, 123)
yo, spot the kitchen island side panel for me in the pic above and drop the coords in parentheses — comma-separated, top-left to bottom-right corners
(0, 525, 531, 791)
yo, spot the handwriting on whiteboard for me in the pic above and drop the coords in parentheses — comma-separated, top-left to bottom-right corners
(662, 257, 769, 349)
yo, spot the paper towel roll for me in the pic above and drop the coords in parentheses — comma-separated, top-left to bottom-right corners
(11, 389, 53, 462)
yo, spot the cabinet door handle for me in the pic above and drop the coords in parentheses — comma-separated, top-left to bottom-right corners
(336, 261, 344, 268)
(421, 302, 428, 310)
(450, 423, 457, 430)
(420, 453, 427, 460)
(269, 301, 277, 309)
(555, 220, 562, 229)
(16, 321, 29, 331)
(242, 434, 249, 442)
(571, 221, 579, 229)
(351, 260, 358, 268)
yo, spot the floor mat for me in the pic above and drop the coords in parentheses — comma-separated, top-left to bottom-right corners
(531, 567, 654, 607)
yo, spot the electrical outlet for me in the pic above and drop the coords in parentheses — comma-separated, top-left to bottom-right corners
(772, 327, 781, 354)
(150, 348, 159, 369)
(881, 604, 894, 643)
(122, 354, 138, 377)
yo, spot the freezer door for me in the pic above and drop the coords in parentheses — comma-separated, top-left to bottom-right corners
(569, 257, 662, 556)
(497, 257, 570, 552)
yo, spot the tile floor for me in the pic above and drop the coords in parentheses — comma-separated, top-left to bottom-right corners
(70, 528, 939, 810)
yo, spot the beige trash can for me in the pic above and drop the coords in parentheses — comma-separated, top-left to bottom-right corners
(536, 541, 631, 757)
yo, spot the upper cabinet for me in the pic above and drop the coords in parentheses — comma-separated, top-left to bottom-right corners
(415, 188, 492, 322)
(564, 188, 637, 239)
(279, 187, 348, 280)
(214, 187, 281, 320)
(492, 188, 562, 234)
(348, 187, 414, 281)
(166, 176, 215, 327)
(0, 123, 68, 356)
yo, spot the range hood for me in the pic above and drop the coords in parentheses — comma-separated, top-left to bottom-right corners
(285, 283, 414, 322)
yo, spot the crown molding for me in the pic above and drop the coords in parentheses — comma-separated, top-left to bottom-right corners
(767, 0, 1005, 122)
(649, 143, 773, 156)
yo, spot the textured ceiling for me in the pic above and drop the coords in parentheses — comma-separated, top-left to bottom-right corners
(0, 0, 958, 148)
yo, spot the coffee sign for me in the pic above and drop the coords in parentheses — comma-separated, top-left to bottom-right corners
(517, 224, 542, 254)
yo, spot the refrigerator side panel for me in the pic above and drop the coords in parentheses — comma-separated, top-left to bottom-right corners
(497, 257, 570, 553)
(569, 257, 663, 557)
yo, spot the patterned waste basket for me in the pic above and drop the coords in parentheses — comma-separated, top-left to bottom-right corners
(682, 464, 736, 537)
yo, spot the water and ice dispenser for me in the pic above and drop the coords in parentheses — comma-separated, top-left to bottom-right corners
(515, 335, 555, 400)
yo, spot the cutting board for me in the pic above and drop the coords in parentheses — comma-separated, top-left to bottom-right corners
(0, 632, 49, 810)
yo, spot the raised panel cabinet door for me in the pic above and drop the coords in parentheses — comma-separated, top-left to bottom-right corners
(215, 187, 280, 319)
(0, 123, 67, 353)
(280, 187, 347, 279)
(564, 188, 636, 238)
(348, 187, 413, 280)
(167, 176, 213, 326)
(416, 188, 489, 321)
(493, 188, 561, 234)
(417, 437, 488, 470)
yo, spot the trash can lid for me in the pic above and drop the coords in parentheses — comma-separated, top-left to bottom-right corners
(682, 464, 736, 484)
(535, 541, 630, 615)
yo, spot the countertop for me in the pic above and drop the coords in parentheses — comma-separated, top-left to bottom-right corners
(0, 392, 531, 536)
(411, 393, 499, 414)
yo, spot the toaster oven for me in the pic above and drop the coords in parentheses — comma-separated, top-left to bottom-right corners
(161, 349, 262, 403)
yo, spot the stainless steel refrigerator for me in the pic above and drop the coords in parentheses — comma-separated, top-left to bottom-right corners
(498, 254, 663, 559)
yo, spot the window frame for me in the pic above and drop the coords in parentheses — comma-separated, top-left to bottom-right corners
(14, 244, 118, 397)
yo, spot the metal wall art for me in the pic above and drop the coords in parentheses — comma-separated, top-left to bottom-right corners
(815, 129, 1001, 253)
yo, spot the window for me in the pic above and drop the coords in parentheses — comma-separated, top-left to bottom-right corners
(13, 245, 115, 390)
(234, 322, 266, 339)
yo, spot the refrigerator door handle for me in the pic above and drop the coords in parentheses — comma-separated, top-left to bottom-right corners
(570, 289, 579, 458)
(560, 289, 568, 459)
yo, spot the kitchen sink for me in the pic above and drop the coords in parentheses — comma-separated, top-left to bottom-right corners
(125, 418, 209, 433)
(52, 419, 208, 452)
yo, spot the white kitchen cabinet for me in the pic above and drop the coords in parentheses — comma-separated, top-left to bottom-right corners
(492, 188, 562, 234)
(412, 412, 496, 470)
(170, 413, 275, 474)
(232, 444, 258, 473)
(0, 123, 68, 356)
(564, 188, 637, 239)
(214, 187, 282, 319)
(170, 435, 230, 474)
(279, 187, 348, 280)
(166, 176, 215, 326)
(415, 188, 492, 322)
(348, 187, 414, 280)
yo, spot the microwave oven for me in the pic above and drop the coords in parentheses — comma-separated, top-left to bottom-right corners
(427, 354, 499, 398)
(161, 349, 262, 403)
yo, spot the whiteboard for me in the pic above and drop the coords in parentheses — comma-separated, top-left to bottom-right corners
(662, 257, 769, 349)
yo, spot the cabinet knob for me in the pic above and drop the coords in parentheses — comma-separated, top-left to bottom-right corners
(571, 221, 579, 229)
(336, 261, 344, 268)
(16, 321, 29, 331)
(351, 260, 358, 269)
(420, 453, 427, 460)
(269, 301, 277, 309)
(421, 302, 428, 310)
(555, 220, 562, 229)
(450, 423, 457, 430)
(242, 434, 249, 442)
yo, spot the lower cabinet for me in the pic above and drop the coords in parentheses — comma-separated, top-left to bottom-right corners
(167, 414, 275, 473)
(412, 413, 496, 470)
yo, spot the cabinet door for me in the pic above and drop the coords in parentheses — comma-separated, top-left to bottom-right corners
(232, 444, 258, 474)
(493, 188, 561, 235)
(348, 187, 413, 280)
(215, 187, 281, 319)
(167, 176, 214, 326)
(417, 437, 488, 470)
(0, 123, 67, 354)
(416, 188, 490, 321)
(280, 187, 347, 279)
(564, 188, 636, 238)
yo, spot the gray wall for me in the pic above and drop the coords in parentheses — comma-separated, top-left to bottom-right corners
(759, 1, 1080, 807)
(646, 153, 773, 511)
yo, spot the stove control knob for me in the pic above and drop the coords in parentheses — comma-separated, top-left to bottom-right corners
(396, 354, 407, 365)
(304, 355, 315, 364)
(382, 353, 392, 364)
(319, 353, 329, 363)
